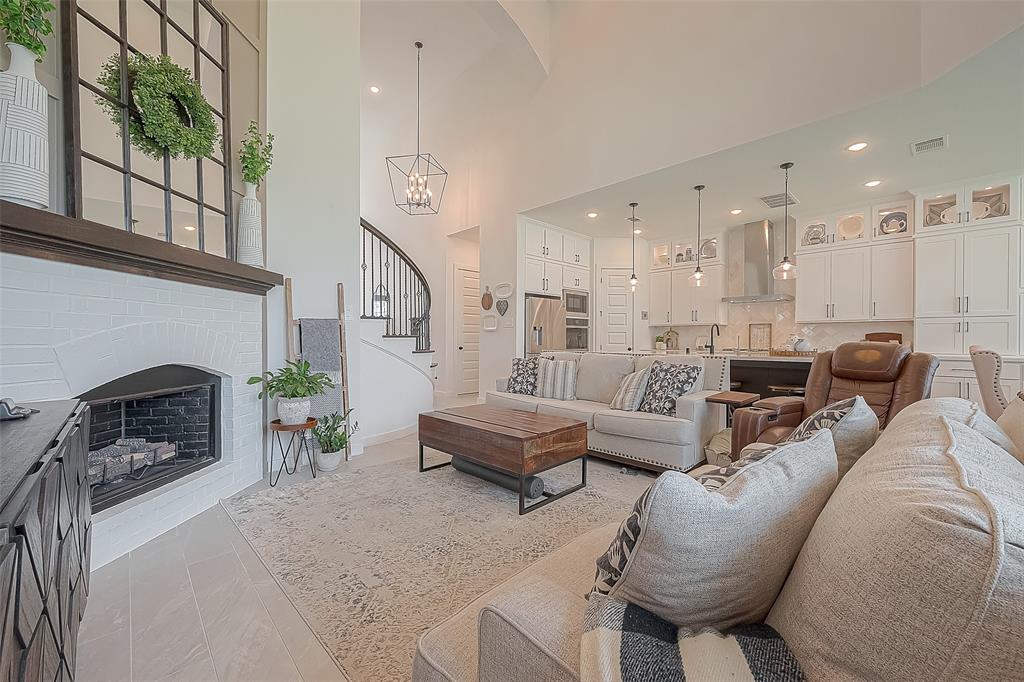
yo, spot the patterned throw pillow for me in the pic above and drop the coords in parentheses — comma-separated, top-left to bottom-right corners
(609, 368, 651, 411)
(536, 358, 578, 400)
(506, 357, 539, 395)
(785, 395, 879, 478)
(591, 430, 838, 631)
(696, 442, 780, 491)
(638, 361, 702, 416)
(582, 593, 805, 682)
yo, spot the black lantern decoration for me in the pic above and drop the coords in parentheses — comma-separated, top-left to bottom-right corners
(386, 42, 448, 215)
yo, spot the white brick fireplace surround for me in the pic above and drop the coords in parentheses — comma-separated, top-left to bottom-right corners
(0, 252, 265, 568)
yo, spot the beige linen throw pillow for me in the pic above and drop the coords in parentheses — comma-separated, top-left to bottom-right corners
(592, 429, 839, 631)
(996, 392, 1024, 463)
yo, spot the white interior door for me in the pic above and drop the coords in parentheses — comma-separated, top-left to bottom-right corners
(455, 266, 480, 394)
(598, 268, 633, 352)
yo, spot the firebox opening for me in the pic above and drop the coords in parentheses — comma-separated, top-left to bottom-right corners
(80, 365, 222, 513)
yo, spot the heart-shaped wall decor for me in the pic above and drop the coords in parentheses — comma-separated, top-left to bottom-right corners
(495, 299, 508, 316)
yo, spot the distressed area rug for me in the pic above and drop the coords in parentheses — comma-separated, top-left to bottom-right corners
(222, 457, 654, 681)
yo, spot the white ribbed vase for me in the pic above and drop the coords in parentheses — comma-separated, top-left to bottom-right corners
(236, 182, 263, 267)
(0, 43, 49, 209)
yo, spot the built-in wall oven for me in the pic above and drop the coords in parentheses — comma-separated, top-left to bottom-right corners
(564, 290, 589, 319)
(566, 318, 589, 351)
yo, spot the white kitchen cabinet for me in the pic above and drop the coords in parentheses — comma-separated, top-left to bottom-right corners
(915, 318, 965, 355)
(795, 252, 831, 322)
(651, 242, 672, 270)
(963, 227, 1018, 317)
(670, 270, 691, 325)
(649, 270, 673, 325)
(915, 234, 962, 318)
(562, 266, 588, 291)
(830, 248, 872, 320)
(561, 235, 590, 268)
(915, 315, 1019, 355)
(693, 266, 725, 324)
(916, 175, 1021, 232)
(930, 377, 963, 399)
(525, 258, 563, 296)
(870, 242, 914, 320)
(524, 220, 563, 260)
(871, 198, 914, 241)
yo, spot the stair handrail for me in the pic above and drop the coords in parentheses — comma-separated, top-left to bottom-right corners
(360, 218, 432, 351)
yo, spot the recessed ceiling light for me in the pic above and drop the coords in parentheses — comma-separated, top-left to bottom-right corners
(183, 225, 196, 231)
(985, 186, 993, 190)
(864, 180, 881, 187)
(847, 142, 868, 152)
(730, 209, 743, 215)
(369, 85, 381, 94)
(586, 211, 598, 218)
(633, 228, 642, 234)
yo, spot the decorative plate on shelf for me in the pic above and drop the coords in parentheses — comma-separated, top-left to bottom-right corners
(878, 211, 908, 234)
(836, 214, 864, 240)
(939, 205, 960, 224)
(699, 238, 717, 259)
(970, 201, 992, 221)
(802, 223, 827, 245)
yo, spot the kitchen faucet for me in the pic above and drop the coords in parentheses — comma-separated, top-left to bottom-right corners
(709, 324, 721, 355)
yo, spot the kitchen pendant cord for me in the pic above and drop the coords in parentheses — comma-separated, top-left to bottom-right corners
(416, 42, 422, 172)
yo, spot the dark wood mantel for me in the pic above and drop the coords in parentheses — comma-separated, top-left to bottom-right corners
(0, 201, 283, 295)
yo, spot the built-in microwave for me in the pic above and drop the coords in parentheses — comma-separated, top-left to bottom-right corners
(564, 290, 589, 318)
(566, 318, 589, 351)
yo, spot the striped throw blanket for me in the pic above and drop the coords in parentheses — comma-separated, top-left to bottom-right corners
(582, 593, 805, 681)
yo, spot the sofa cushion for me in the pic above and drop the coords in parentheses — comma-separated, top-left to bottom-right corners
(609, 368, 651, 411)
(786, 395, 879, 478)
(413, 523, 618, 682)
(767, 415, 1024, 681)
(594, 410, 697, 446)
(537, 358, 578, 400)
(883, 396, 1021, 460)
(592, 429, 838, 630)
(575, 353, 636, 403)
(486, 391, 540, 413)
(996, 393, 1024, 463)
(581, 593, 805, 682)
(537, 400, 608, 429)
(639, 361, 702, 416)
(507, 357, 539, 395)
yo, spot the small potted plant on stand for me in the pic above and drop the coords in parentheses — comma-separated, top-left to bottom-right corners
(0, 0, 54, 208)
(237, 120, 274, 267)
(248, 360, 332, 425)
(311, 409, 358, 472)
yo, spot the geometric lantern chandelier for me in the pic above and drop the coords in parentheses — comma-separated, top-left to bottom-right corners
(386, 41, 448, 215)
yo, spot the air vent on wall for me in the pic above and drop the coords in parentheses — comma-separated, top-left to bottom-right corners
(759, 192, 798, 209)
(911, 135, 948, 155)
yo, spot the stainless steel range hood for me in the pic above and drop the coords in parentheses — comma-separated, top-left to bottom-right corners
(721, 219, 794, 303)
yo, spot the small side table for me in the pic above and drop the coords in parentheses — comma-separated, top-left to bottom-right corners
(269, 417, 317, 487)
(706, 391, 760, 427)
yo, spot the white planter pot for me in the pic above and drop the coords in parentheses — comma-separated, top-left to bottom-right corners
(0, 43, 49, 209)
(236, 182, 263, 267)
(276, 397, 310, 425)
(316, 448, 344, 472)
(655, 342, 667, 351)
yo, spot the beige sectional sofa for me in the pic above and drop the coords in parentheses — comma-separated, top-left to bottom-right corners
(487, 352, 730, 472)
(413, 397, 1024, 680)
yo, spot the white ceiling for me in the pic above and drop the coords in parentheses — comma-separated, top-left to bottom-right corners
(524, 27, 1024, 242)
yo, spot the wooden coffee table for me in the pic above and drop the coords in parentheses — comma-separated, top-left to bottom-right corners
(418, 404, 588, 515)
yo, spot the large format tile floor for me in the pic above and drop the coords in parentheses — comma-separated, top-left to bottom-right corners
(77, 393, 479, 682)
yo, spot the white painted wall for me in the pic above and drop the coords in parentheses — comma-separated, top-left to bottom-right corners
(266, 0, 363, 453)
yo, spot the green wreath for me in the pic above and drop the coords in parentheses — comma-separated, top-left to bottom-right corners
(96, 53, 219, 160)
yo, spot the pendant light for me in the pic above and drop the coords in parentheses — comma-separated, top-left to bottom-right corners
(386, 42, 448, 215)
(689, 184, 706, 287)
(772, 162, 796, 280)
(627, 202, 639, 291)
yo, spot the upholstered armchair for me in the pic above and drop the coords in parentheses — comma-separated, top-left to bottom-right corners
(731, 342, 939, 455)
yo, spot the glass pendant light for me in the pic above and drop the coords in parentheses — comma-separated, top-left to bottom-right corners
(689, 184, 706, 287)
(772, 162, 797, 280)
(628, 202, 639, 291)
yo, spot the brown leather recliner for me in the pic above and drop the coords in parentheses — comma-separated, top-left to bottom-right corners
(731, 342, 939, 455)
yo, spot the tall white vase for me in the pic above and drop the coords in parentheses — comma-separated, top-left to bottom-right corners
(0, 43, 49, 209)
(236, 181, 264, 267)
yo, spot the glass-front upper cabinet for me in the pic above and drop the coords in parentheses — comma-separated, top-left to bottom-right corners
(672, 240, 696, 266)
(871, 198, 914, 241)
(797, 215, 831, 250)
(915, 175, 1021, 232)
(651, 242, 672, 269)
(834, 208, 869, 244)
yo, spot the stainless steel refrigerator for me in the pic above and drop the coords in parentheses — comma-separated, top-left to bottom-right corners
(526, 294, 566, 355)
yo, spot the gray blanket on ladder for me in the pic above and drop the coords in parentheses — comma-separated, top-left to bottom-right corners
(298, 318, 343, 432)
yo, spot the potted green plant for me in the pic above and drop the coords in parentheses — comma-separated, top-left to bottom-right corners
(311, 409, 358, 472)
(236, 120, 274, 267)
(247, 360, 332, 425)
(0, 0, 55, 208)
(654, 335, 667, 351)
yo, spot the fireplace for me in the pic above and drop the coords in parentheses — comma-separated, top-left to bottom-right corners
(80, 365, 221, 513)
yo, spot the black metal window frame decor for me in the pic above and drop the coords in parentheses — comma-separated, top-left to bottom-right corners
(61, 0, 234, 258)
